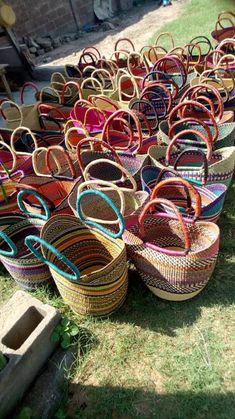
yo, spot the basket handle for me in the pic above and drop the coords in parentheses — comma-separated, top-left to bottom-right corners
(141, 80, 173, 113)
(82, 46, 101, 60)
(91, 68, 116, 92)
(166, 128, 212, 163)
(46, 146, 76, 180)
(77, 179, 126, 222)
(114, 37, 135, 52)
(0, 230, 18, 257)
(174, 148, 208, 185)
(101, 108, 143, 153)
(20, 82, 39, 105)
(64, 64, 82, 79)
(32, 147, 53, 177)
(24, 235, 80, 282)
(215, 17, 235, 31)
(129, 98, 159, 132)
(154, 32, 175, 49)
(140, 88, 168, 119)
(150, 177, 202, 221)
(39, 86, 61, 104)
(83, 158, 137, 192)
(61, 81, 83, 104)
(10, 126, 38, 156)
(65, 126, 89, 153)
(76, 189, 125, 239)
(0, 100, 23, 126)
(80, 77, 104, 95)
(17, 189, 51, 220)
(168, 117, 214, 144)
(0, 140, 17, 174)
(153, 56, 187, 88)
(77, 137, 123, 172)
(168, 100, 218, 140)
(139, 198, 190, 255)
(83, 106, 107, 127)
(38, 103, 66, 121)
(117, 73, 140, 103)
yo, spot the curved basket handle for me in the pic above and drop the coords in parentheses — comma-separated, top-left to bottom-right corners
(61, 81, 83, 104)
(150, 177, 202, 221)
(82, 46, 101, 60)
(39, 86, 61, 104)
(65, 126, 89, 153)
(83, 158, 137, 192)
(183, 42, 202, 67)
(77, 179, 125, 223)
(174, 148, 209, 185)
(25, 235, 80, 282)
(101, 108, 143, 153)
(129, 98, 159, 131)
(114, 37, 135, 52)
(73, 99, 92, 121)
(32, 147, 52, 177)
(141, 80, 173, 113)
(168, 100, 218, 143)
(17, 189, 51, 221)
(140, 88, 168, 119)
(91, 68, 116, 92)
(64, 64, 83, 79)
(80, 77, 104, 95)
(0, 100, 23, 126)
(180, 83, 224, 120)
(0, 230, 18, 257)
(168, 117, 214, 144)
(154, 32, 175, 49)
(0, 140, 17, 174)
(10, 126, 38, 156)
(20, 82, 39, 105)
(139, 198, 190, 255)
(38, 103, 66, 121)
(166, 128, 212, 163)
(153, 56, 187, 88)
(83, 106, 107, 127)
(46, 146, 76, 180)
(76, 137, 123, 172)
(127, 51, 148, 75)
(76, 189, 125, 239)
(215, 17, 235, 31)
(117, 73, 140, 103)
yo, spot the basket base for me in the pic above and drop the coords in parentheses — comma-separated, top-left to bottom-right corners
(147, 284, 206, 301)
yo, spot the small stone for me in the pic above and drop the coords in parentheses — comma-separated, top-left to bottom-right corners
(37, 48, 45, 56)
(28, 36, 40, 49)
(44, 46, 53, 52)
(36, 37, 52, 49)
(52, 37, 61, 48)
(29, 46, 37, 54)
(107, 16, 120, 26)
(100, 21, 115, 31)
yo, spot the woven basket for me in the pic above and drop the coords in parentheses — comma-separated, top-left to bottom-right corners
(159, 119, 235, 150)
(25, 191, 128, 316)
(0, 189, 52, 288)
(123, 197, 220, 301)
(0, 170, 24, 214)
(148, 130, 235, 187)
(69, 179, 149, 228)
(150, 177, 227, 223)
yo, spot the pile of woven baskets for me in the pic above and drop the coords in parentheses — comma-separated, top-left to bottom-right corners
(0, 10, 234, 316)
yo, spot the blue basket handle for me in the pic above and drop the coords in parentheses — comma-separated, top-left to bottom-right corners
(0, 230, 18, 257)
(24, 235, 80, 283)
(17, 189, 51, 221)
(76, 189, 125, 239)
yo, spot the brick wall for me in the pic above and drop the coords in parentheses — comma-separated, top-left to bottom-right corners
(8, 0, 95, 39)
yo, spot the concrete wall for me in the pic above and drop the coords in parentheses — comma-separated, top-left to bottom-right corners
(8, 0, 95, 38)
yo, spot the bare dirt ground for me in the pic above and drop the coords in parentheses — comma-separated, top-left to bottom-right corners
(40, 0, 185, 67)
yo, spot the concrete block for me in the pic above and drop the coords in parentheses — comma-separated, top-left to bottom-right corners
(0, 291, 61, 418)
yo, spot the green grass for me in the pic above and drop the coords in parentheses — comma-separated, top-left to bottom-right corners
(150, 0, 235, 48)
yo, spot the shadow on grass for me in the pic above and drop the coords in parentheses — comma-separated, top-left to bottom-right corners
(65, 383, 235, 419)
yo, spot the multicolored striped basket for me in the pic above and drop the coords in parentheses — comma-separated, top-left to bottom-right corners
(25, 190, 128, 316)
(123, 197, 220, 301)
(0, 189, 52, 289)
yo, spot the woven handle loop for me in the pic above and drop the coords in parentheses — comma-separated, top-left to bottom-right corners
(0, 140, 17, 174)
(20, 82, 39, 105)
(114, 37, 135, 52)
(10, 126, 38, 156)
(39, 86, 61, 104)
(77, 137, 123, 172)
(77, 179, 125, 223)
(61, 81, 82, 104)
(77, 189, 125, 239)
(155, 32, 175, 49)
(139, 197, 190, 255)
(168, 117, 214, 144)
(151, 177, 202, 221)
(17, 189, 51, 221)
(83, 158, 137, 192)
(46, 146, 76, 180)
(25, 235, 80, 282)
(0, 100, 23, 125)
(166, 128, 212, 163)
(0, 230, 18, 257)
